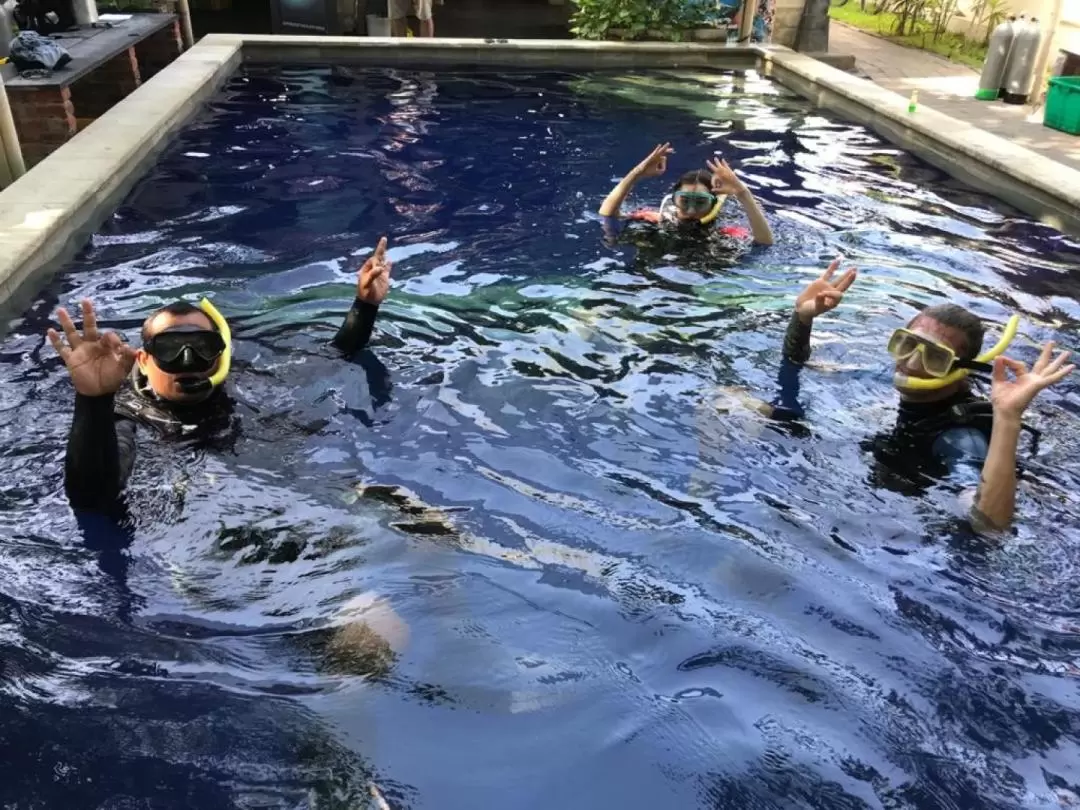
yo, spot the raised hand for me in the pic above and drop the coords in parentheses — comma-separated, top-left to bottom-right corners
(632, 143, 674, 180)
(47, 300, 136, 397)
(706, 157, 748, 196)
(795, 259, 858, 324)
(991, 341, 1075, 421)
(357, 236, 392, 306)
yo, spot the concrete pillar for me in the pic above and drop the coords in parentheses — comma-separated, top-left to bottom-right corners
(0, 73, 26, 187)
(794, 0, 829, 52)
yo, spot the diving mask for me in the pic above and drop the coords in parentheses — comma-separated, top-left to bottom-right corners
(672, 190, 718, 216)
(146, 327, 225, 374)
(892, 315, 1020, 391)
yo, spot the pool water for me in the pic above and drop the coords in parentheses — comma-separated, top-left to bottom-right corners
(3, 65, 1080, 808)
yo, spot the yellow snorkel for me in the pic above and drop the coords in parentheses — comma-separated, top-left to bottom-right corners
(700, 195, 726, 226)
(893, 315, 1020, 391)
(198, 297, 232, 390)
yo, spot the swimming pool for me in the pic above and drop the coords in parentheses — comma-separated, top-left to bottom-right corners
(3, 63, 1080, 807)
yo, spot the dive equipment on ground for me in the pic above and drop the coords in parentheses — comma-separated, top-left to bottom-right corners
(893, 315, 1019, 391)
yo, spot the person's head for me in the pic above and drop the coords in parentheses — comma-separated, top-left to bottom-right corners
(136, 302, 226, 403)
(670, 170, 718, 222)
(890, 303, 985, 402)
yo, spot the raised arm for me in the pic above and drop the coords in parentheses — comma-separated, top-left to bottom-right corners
(708, 158, 773, 247)
(47, 300, 139, 511)
(973, 343, 1074, 531)
(333, 236, 393, 356)
(771, 259, 858, 419)
(599, 143, 673, 219)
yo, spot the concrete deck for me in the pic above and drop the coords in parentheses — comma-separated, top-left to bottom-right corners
(831, 21, 1080, 174)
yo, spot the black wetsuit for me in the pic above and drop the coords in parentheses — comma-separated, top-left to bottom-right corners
(773, 311, 994, 490)
(64, 298, 381, 511)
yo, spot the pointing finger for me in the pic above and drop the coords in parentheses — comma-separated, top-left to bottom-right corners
(374, 236, 388, 261)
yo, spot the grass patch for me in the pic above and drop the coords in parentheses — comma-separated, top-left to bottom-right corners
(830, 3, 988, 69)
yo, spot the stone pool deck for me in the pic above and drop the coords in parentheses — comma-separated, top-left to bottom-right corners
(830, 21, 1080, 175)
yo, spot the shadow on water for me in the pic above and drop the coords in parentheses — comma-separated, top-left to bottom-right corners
(2, 65, 1080, 808)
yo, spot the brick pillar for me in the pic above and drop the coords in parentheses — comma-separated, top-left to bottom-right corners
(8, 87, 78, 167)
(70, 47, 141, 120)
(135, 21, 184, 83)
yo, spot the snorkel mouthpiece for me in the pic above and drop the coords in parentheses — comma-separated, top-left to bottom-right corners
(198, 297, 231, 390)
(893, 314, 1020, 391)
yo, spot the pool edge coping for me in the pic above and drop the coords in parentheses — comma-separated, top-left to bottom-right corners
(0, 36, 242, 317)
(1, 35, 1078, 317)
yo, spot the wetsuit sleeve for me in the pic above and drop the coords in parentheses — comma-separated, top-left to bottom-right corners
(782, 310, 813, 365)
(64, 393, 137, 510)
(770, 312, 813, 421)
(332, 297, 381, 355)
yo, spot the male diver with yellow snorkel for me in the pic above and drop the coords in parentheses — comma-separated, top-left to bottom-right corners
(599, 143, 774, 247)
(47, 237, 394, 511)
(767, 259, 1075, 531)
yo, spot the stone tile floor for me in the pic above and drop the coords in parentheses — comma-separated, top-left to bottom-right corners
(830, 20, 1080, 173)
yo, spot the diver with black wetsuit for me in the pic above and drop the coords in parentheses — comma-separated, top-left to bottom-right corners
(765, 259, 1074, 532)
(48, 237, 394, 513)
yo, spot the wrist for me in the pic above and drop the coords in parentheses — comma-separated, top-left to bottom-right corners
(794, 307, 814, 326)
(991, 410, 1024, 431)
(734, 186, 751, 198)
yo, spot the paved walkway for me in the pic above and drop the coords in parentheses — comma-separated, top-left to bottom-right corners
(830, 21, 1080, 174)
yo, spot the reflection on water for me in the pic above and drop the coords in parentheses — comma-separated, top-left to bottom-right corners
(2, 66, 1080, 808)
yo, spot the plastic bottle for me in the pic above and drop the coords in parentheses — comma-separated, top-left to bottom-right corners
(1003, 16, 1042, 104)
(976, 15, 1016, 100)
(908, 89, 918, 113)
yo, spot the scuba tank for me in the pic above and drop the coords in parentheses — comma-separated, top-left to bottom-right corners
(1003, 16, 1043, 105)
(976, 15, 1016, 101)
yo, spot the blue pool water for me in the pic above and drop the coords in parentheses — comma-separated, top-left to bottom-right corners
(4, 65, 1080, 808)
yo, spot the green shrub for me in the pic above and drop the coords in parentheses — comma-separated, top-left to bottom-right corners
(570, 0, 719, 41)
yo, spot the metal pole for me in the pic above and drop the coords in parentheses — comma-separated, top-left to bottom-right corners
(738, 0, 760, 44)
(176, 0, 195, 48)
(0, 72, 25, 188)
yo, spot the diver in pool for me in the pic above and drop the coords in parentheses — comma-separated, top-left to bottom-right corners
(599, 143, 774, 247)
(766, 259, 1074, 531)
(47, 237, 395, 512)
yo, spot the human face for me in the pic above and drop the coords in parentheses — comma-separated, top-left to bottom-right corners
(136, 310, 222, 402)
(672, 182, 716, 222)
(892, 315, 969, 402)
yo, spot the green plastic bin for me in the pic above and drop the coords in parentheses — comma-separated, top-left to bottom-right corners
(1044, 75, 1080, 136)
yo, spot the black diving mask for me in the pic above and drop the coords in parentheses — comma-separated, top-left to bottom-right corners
(145, 326, 226, 374)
